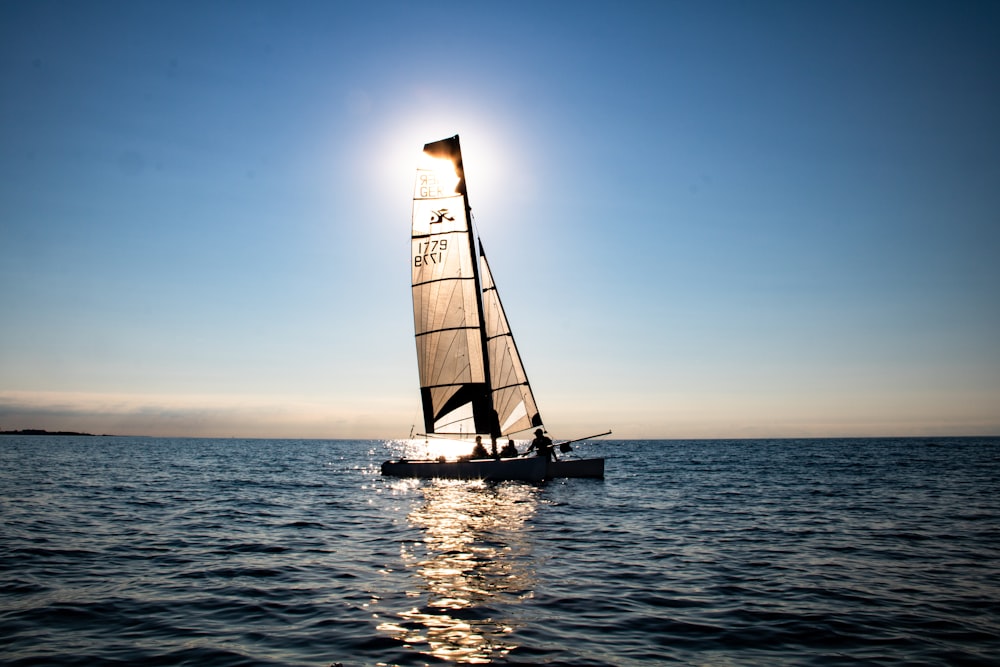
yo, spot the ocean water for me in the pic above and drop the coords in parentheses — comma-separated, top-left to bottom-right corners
(1, 436, 998, 666)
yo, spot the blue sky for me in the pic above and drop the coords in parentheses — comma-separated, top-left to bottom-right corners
(2, 1, 998, 438)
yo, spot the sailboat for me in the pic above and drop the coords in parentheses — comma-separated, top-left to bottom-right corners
(380, 135, 608, 482)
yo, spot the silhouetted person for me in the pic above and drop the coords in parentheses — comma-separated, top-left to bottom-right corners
(500, 439, 518, 458)
(490, 436, 500, 460)
(470, 435, 489, 459)
(526, 429, 557, 462)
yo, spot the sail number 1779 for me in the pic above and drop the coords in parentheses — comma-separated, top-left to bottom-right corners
(414, 239, 448, 267)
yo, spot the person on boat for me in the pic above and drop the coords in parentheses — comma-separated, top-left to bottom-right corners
(470, 435, 489, 459)
(500, 439, 519, 458)
(490, 436, 500, 460)
(526, 429, 557, 462)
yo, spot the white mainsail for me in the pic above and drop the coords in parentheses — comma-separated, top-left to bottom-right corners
(411, 136, 541, 437)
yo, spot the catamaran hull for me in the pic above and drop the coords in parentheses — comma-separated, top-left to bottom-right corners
(547, 458, 605, 479)
(379, 456, 605, 481)
(380, 456, 547, 482)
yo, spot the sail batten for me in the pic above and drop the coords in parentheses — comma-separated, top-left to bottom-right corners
(413, 277, 474, 286)
(491, 381, 530, 391)
(415, 325, 480, 337)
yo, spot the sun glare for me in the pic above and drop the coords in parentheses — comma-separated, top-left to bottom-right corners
(398, 437, 479, 461)
(416, 153, 461, 198)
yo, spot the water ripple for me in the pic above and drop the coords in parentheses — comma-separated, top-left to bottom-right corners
(1, 436, 998, 665)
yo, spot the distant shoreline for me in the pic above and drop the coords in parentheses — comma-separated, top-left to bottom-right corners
(0, 429, 98, 436)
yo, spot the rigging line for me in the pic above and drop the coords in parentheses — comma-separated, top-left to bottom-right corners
(469, 210, 487, 251)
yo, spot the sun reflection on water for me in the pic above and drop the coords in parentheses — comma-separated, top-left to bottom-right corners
(377, 479, 539, 663)
(389, 437, 520, 462)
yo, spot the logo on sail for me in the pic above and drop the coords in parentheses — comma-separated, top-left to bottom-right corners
(430, 209, 454, 225)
